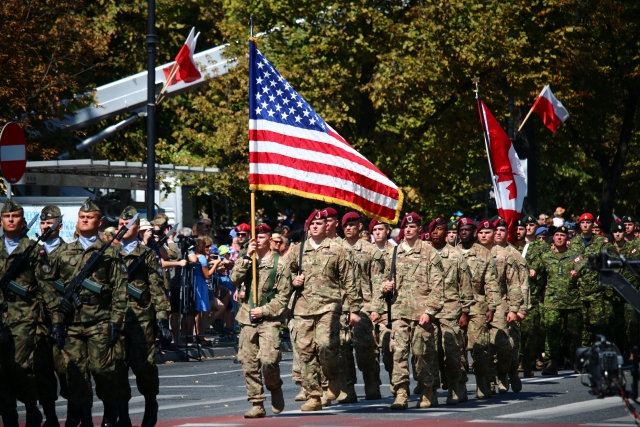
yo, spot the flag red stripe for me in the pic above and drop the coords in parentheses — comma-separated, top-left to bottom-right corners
(250, 173, 397, 219)
(249, 151, 399, 199)
(531, 95, 563, 133)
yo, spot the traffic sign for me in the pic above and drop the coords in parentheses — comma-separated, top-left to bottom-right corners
(0, 122, 27, 184)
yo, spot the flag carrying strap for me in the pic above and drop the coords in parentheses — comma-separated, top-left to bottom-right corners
(248, 254, 279, 309)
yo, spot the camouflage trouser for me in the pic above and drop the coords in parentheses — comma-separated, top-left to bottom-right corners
(375, 318, 393, 381)
(488, 314, 515, 378)
(0, 317, 39, 410)
(289, 319, 303, 384)
(34, 332, 69, 402)
(544, 308, 582, 361)
(292, 312, 341, 398)
(115, 318, 159, 402)
(339, 313, 355, 388)
(581, 298, 614, 346)
(624, 303, 639, 350)
(340, 312, 380, 388)
(520, 305, 540, 361)
(237, 321, 283, 402)
(389, 318, 436, 391)
(64, 321, 120, 405)
(430, 317, 463, 388)
(462, 313, 489, 379)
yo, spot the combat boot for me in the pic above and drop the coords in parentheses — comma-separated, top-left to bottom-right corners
(80, 405, 94, 427)
(321, 390, 331, 407)
(1, 407, 19, 427)
(522, 356, 534, 378)
(446, 385, 459, 405)
(364, 375, 382, 400)
(25, 403, 43, 427)
(294, 385, 307, 401)
(140, 398, 158, 427)
(497, 374, 509, 393)
(337, 383, 358, 404)
(243, 402, 266, 418)
(100, 403, 118, 427)
(116, 404, 132, 427)
(510, 366, 523, 392)
(326, 379, 340, 401)
(301, 396, 322, 411)
(541, 359, 558, 376)
(412, 383, 421, 395)
(417, 384, 434, 409)
(390, 384, 409, 410)
(488, 377, 497, 395)
(64, 403, 81, 427)
(475, 375, 491, 399)
(271, 387, 285, 414)
(42, 401, 60, 427)
(456, 382, 469, 403)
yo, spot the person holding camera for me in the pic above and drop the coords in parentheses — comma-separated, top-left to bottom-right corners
(188, 237, 223, 344)
(230, 224, 291, 418)
(169, 228, 195, 345)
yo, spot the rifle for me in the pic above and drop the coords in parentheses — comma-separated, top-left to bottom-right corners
(62, 214, 138, 310)
(289, 231, 306, 319)
(385, 245, 398, 329)
(0, 215, 60, 297)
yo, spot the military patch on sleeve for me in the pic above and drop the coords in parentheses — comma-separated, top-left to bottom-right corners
(574, 256, 583, 263)
(604, 238, 609, 243)
(42, 264, 51, 273)
(632, 248, 638, 255)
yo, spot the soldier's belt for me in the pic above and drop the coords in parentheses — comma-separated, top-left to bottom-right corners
(53, 280, 65, 293)
(127, 283, 150, 303)
(81, 279, 103, 294)
(7, 280, 28, 297)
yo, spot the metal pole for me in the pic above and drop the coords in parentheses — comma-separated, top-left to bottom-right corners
(146, 0, 157, 219)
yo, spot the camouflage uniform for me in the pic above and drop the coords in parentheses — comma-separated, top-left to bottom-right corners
(570, 234, 614, 346)
(614, 239, 640, 349)
(370, 241, 395, 384)
(284, 238, 362, 399)
(230, 252, 291, 402)
(539, 249, 584, 362)
(384, 239, 444, 393)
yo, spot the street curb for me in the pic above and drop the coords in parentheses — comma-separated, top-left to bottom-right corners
(155, 345, 238, 363)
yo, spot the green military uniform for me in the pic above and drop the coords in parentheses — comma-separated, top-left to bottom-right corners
(570, 232, 614, 346)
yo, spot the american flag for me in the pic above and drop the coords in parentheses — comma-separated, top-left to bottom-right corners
(248, 39, 403, 223)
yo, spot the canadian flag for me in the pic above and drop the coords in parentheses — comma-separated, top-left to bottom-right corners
(531, 85, 570, 132)
(163, 27, 201, 86)
(477, 98, 526, 241)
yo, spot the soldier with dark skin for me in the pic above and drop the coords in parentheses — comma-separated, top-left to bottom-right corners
(115, 207, 172, 427)
(56, 199, 128, 427)
(0, 200, 64, 427)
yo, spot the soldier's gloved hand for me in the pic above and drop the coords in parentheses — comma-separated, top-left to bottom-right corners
(59, 298, 75, 317)
(51, 323, 66, 350)
(156, 319, 172, 342)
(0, 321, 10, 345)
(107, 322, 121, 347)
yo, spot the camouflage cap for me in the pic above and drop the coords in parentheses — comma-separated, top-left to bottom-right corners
(1, 199, 23, 213)
(119, 206, 137, 220)
(79, 198, 101, 213)
(40, 205, 61, 220)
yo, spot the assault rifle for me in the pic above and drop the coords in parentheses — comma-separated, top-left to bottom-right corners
(385, 245, 398, 329)
(0, 215, 60, 297)
(62, 214, 138, 310)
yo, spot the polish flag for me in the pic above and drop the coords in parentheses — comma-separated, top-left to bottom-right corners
(531, 85, 570, 132)
(477, 98, 526, 241)
(163, 27, 202, 86)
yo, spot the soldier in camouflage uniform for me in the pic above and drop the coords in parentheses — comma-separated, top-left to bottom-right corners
(114, 207, 172, 427)
(454, 218, 500, 399)
(570, 213, 614, 347)
(235, 223, 251, 257)
(382, 213, 444, 410)
(33, 205, 71, 427)
(285, 210, 362, 411)
(339, 212, 384, 402)
(539, 226, 584, 375)
(0, 200, 64, 427)
(322, 207, 341, 243)
(56, 199, 128, 427)
(427, 218, 473, 405)
(230, 224, 291, 418)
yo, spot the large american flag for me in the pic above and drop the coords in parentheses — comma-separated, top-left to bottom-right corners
(248, 39, 403, 223)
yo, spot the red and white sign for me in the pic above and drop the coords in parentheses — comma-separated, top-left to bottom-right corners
(0, 122, 27, 184)
(531, 85, 570, 133)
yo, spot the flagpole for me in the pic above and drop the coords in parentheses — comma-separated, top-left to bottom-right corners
(473, 76, 501, 210)
(250, 191, 258, 306)
(155, 63, 179, 105)
(517, 105, 536, 132)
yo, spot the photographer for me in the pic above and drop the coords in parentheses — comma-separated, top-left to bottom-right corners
(170, 228, 196, 344)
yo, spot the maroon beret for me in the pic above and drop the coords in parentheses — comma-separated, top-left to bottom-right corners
(477, 219, 495, 231)
(341, 212, 361, 228)
(235, 223, 251, 232)
(369, 219, 381, 233)
(255, 224, 271, 234)
(322, 207, 338, 218)
(494, 218, 508, 229)
(305, 210, 325, 230)
(400, 212, 421, 228)
(428, 217, 447, 234)
(457, 217, 476, 228)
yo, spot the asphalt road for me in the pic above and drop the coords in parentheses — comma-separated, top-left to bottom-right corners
(17, 352, 640, 427)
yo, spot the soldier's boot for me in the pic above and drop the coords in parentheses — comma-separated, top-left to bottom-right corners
(488, 377, 497, 395)
(363, 375, 382, 400)
(294, 385, 308, 401)
(42, 401, 60, 427)
(271, 387, 285, 414)
(321, 390, 331, 407)
(522, 356, 534, 378)
(446, 385, 460, 405)
(337, 374, 348, 401)
(64, 403, 81, 427)
(116, 404, 132, 427)
(80, 405, 94, 427)
(326, 379, 340, 401)
(100, 403, 118, 427)
(416, 385, 434, 409)
(541, 359, 558, 376)
(140, 398, 158, 427)
(497, 374, 509, 394)
(456, 382, 469, 403)
(412, 383, 421, 395)
(1, 407, 19, 427)
(475, 376, 491, 399)
(390, 384, 409, 410)
(25, 403, 43, 427)
(509, 365, 523, 393)
(300, 397, 322, 412)
(337, 383, 358, 404)
(243, 402, 266, 419)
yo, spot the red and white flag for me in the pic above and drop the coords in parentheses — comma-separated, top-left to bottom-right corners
(248, 40, 403, 223)
(477, 98, 526, 237)
(163, 27, 202, 86)
(531, 85, 569, 132)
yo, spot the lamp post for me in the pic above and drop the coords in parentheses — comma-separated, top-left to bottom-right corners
(146, 0, 157, 218)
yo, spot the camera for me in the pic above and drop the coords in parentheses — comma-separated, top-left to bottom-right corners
(175, 234, 196, 253)
(575, 335, 624, 398)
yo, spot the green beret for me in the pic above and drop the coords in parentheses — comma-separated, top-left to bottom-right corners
(448, 221, 458, 230)
(40, 205, 61, 220)
(622, 215, 636, 223)
(79, 198, 101, 213)
(523, 215, 537, 224)
(119, 206, 137, 220)
(516, 219, 526, 227)
(611, 222, 624, 233)
(1, 199, 23, 213)
(555, 225, 569, 235)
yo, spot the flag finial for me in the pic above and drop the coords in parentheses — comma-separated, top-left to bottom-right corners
(249, 14, 253, 37)
(471, 76, 480, 94)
